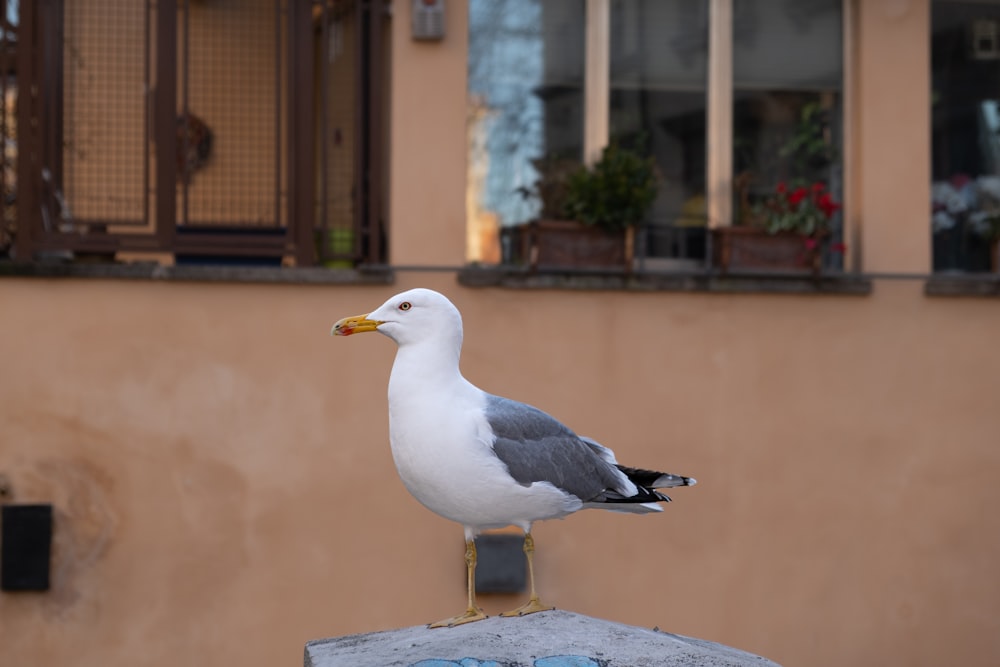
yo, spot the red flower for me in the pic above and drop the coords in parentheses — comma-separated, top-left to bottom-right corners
(950, 173, 971, 189)
(788, 187, 808, 206)
(757, 181, 842, 239)
(830, 242, 847, 254)
(817, 192, 841, 218)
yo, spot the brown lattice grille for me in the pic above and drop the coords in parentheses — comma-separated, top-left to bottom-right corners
(61, 0, 151, 226)
(179, 0, 288, 228)
(15, 0, 386, 266)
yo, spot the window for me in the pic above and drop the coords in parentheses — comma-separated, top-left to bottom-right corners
(467, 0, 585, 263)
(609, 1, 708, 267)
(931, 0, 1000, 273)
(467, 0, 846, 271)
(731, 0, 843, 269)
(11, 1, 386, 269)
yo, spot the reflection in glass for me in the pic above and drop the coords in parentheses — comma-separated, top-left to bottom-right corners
(931, 1, 1000, 273)
(610, 0, 708, 266)
(467, 0, 584, 262)
(732, 0, 843, 265)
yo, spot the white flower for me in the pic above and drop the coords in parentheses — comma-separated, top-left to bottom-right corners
(931, 177, 1000, 236)
(931, 181, 970, 214)
(933, 210, 957, 232)
(976, 175, 1000, 203)
(968, 210, 992, 235)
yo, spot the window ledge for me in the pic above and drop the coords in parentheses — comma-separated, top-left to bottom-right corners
(0, 260, 395, 286)
(458, 266, 872, 295)
(925, 274, 1000, 298)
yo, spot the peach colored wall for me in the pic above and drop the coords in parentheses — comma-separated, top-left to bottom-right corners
(1, 276, 999, 667)
(857, 0, 931, 273)
(3, 2, 1000, 667)
(388, 0, 468, 266)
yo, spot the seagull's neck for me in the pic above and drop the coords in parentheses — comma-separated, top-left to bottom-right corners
(388, 340, 469, 404)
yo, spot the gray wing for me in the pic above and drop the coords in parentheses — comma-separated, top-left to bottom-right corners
(484, 394, 628, 502)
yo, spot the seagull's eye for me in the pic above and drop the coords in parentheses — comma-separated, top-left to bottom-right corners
(399, 302, 412, 311)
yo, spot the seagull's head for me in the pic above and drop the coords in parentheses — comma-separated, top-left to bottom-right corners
(331, 288, 464, 348)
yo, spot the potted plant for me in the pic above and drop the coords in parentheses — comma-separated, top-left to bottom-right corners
(504, 154, 576, 266)
(522, 143, 657, 269)
(721, 100, 846, 273)
(973, 176, 1000, 271)
(714, 180, 845, 273)
(960, 175, 1000, 273)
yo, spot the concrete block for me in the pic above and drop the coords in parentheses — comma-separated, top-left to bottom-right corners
(304, 610, 781, 667)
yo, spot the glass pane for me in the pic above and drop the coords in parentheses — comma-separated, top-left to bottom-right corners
(610, 0, 708, 266)
(732, 0, 844, 264)
(467, 0, 585, 263)
(931, 1, 1000, 273)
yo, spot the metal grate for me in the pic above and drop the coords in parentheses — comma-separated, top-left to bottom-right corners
(179, 0, 288, 229)
(61, 0, 151, 227)
(15, 0, 386, 266)
(0, 0, 15, 255)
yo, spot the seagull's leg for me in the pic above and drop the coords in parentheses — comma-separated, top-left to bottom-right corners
(428, 538, 488, 628)
(500, 531, 555, 617)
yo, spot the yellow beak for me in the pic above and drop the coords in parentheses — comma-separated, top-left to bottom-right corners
(331, 313, 382, 336)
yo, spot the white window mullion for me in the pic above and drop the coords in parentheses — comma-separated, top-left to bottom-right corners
(707, 0, 733, 228)
(584, 0, 609, 165)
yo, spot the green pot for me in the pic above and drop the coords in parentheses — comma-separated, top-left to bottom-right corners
(321, 228, 354, 268)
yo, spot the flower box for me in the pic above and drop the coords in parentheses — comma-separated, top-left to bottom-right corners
(526, 219, 629, 269)
(711, 226, 821, 273)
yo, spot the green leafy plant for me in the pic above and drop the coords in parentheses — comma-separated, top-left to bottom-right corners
(780, 101, 838, 181)
(563, 143, 658, 233)
(517, 154, 581, 220)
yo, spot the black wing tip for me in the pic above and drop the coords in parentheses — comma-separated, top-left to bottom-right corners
(600, 487, 672, 505)
(617, 465, 698, 489)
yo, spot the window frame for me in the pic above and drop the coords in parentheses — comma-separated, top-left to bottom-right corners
(582, 0, 856, 270)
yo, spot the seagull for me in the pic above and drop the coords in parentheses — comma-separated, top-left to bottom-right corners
(331, 288, 695, 628)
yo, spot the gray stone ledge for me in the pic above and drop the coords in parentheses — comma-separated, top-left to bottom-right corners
(925, 274, 1000, 297)
(305, 610, 782, 667)
(0, 260, 395, 286)
(458, 266, 872, 296)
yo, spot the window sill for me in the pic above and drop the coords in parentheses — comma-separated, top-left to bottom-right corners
(0, 260, 395, 286)
(925, 274, 1000, 298)
(457, 265, 872, 295)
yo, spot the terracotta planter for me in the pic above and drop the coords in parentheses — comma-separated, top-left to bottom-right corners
(712, 226, 821, 273)
(524, 219, 631, 269)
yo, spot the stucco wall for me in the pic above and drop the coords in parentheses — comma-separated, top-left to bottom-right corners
(388, 0, 468, 266)
(3, 1, 999, 667)
(1, 275, 999, 667)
